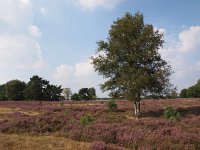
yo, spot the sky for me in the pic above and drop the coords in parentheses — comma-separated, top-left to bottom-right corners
(0, 0, 200, 97)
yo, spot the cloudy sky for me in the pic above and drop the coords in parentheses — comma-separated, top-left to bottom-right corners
(0, 0, 200, 97)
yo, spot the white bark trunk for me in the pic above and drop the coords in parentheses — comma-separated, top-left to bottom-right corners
(134, 101, 140, 118)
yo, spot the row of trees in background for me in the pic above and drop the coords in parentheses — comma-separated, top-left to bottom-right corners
(0, 75, 97, 101)
(71, 88, 96, 101)
(0, 75, 62, 101)
(179, 79, 200, 98)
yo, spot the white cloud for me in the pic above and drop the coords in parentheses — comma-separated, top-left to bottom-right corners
(53, 60, 95, 84)
(0, 34, 45, 69)
(0, 0, 45, 70)
(53, 60, 107, 97)
(0, 0, 32, 27)
(28, 25, 42, 37)
(54, 65, 74, 84)
(76, 0, 125, 11)
(160, 26, 200, 91)
(40, 7, 48, 15)
(179, 26, 200, 53)
(75, 60, 94, 77)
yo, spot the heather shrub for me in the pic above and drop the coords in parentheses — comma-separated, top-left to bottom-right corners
(52, 108, 62, 112)
(90, 141, 106, 150)
(64, 109, 69, 114)
(80, 114, 93, 126)
(163, 106, 181, 121)
(107, 100, 117, 111)
(68, 127, 83, 141)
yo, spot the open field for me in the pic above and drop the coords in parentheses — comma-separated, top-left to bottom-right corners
(0, 99, 200, 150)
(0, 133, 90, 150)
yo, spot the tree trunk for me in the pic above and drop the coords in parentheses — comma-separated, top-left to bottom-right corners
(134, 100, 140, 119)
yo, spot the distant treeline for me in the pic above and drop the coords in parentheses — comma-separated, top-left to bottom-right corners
(0, 75, 98, 101)
(0, 75, 62, 101)
(71, 88, 96, 101)
(179, 79, 200, 98)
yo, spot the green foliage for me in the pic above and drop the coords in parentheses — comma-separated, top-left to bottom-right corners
(43, 84, 63, 101)
(71, 93, 80, 101)
(78, 87, 96, 100)
(0, 75, 62, 101)
(88, 87, 96, 100)
(179, 89, 187, 98)
(60, 100, 64, 106)
(25, 75, 49, 100)
(180, 79, 200, 98)
(0, 84, 7, 100)
(80, 114, 93, 126)
(163, 106, 181, 121)
(25, 75, 62, 101)
(5, 80, 26, 100)
(91, 12, 173, 117)
(91, 12, 172, 103)
(71, 87, 96, 101)
(107, 100, 118, 111)
(78, 88, 90, 100)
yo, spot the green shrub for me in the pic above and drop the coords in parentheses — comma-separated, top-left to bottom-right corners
(107, 100, 118, 111)
(80, 114, 93, 126)
(60, 100, 64, 106)
(163, 106, 181, 121)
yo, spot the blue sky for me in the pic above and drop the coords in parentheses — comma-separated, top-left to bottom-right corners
(0, 0, 200, 97)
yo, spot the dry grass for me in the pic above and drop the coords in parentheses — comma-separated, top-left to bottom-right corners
(18, 110, 40, 116)
(0, 107, 40, 116)
(0, 107, 20, 114)
(0, 133, 90, 150)
(52, 102, 104, 107)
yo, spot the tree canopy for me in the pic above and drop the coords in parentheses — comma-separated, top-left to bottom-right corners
(0, 75, 62, 101)
(91, 12, 172, 117)
(180, 79, 200, 98)
(71, 87, 96, 101)
(5, 80, 26, 100)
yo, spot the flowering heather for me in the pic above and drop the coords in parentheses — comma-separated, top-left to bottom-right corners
(0, 99, 200, 149)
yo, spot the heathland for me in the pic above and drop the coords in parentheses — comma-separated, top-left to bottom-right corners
(0, 99, 199, 150)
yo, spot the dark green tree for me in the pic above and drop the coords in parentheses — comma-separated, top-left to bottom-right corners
(78, 87, 96, 100)
(88, 87, 96, 100)
(25, 75, 49, 100)
(43, 84, 62, 101)
(91, 12, 172, 118)
(0, 84, 7, 100)
(186, 86, 196, 98)
(25, 75, 62, 101)
(180, 79, 200, 98)
(5, 80, 26, 100)
(79, 88, 90, 100)
(179, 89, 187, 98)
(71, 93, 80, 101)
(186, 85, 200, 98)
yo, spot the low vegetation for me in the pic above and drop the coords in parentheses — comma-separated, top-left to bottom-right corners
(107, 100, 118, 111)
(0, 99, 199, 149)
(0, 133, 90, 150)
(163, 106, 181, 121)
(180, 79, 200, 98)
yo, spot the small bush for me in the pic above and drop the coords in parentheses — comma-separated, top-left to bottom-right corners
(90, 141, 106, 150)
(80, 114, 93, 126)
(60, 100, 64, 106)
(108, 100, 117, 111)
(163, 106, 181, 121)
